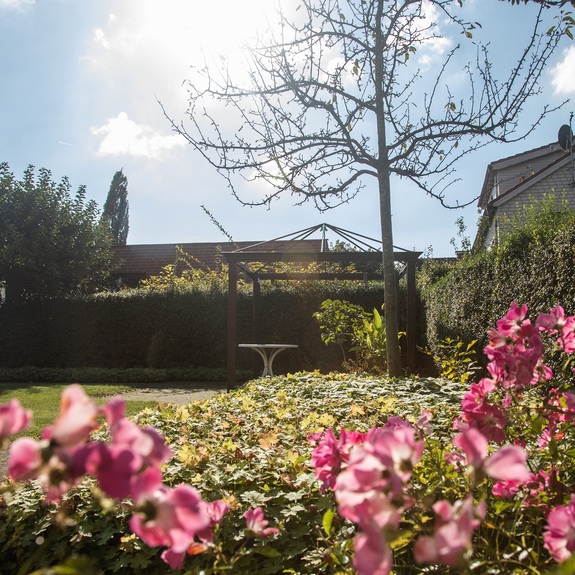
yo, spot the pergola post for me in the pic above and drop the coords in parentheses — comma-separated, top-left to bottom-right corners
(252, 277, 261, 376)
(227, 262, 238, 391)
(406, 258, 417, 372)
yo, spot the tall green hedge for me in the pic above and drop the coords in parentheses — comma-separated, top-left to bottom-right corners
(0, 280, 400, 373)
(421, 202, 575, 359)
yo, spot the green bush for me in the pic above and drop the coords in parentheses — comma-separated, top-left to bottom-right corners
(314, 300, 399, 373)
(0, 366, 246, 384)
(0, 280, 399, 373)
(313, 298, 369, 361)
(420, 197, 575, 365)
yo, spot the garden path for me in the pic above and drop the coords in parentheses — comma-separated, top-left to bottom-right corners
(119, 382, 226, 404)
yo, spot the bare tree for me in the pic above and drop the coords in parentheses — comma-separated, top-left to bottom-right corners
(505, 0, 573, 7)
(504, 0, 575, 38)
(165, 0, 567, 375)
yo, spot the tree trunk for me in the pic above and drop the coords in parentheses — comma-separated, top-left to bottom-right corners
(374, 0, 401, 377)
(378, 163, 402, 377)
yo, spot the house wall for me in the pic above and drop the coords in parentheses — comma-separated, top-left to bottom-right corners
(489, 161, 575, 245)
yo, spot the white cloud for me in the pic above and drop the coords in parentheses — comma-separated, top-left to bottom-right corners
(92, 112, 186, 159)
(93, 28, 110, 50)
(551, 46, 575, 95)
(0, 0, 34, 10)
(416, 1, 453, 66)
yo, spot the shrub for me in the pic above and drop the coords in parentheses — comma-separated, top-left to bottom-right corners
(314, 299, 398, 373)
(313, 298, 369, 362)
(420, 196, 575, 364)
(0, 366, 247, 384)
(0, 372, 462, 574)
(0, 280, 396, 373)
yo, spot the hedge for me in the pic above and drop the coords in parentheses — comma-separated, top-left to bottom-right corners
(420, 209, 575, 360)
(0, 280, 409, 373)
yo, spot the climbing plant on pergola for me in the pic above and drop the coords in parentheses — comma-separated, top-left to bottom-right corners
(223, 224, 421, 390)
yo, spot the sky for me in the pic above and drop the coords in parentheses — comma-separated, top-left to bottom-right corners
(1, 0, 574, 257)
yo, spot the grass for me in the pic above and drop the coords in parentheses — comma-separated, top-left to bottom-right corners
(0, 382, 160, 438)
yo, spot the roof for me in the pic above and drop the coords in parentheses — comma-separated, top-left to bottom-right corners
(112, 239, 323, 281)
(478, 143, 567, 210)
(491, 153, 574, 208)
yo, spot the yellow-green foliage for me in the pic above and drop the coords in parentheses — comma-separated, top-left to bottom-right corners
(424, 336, 480, 384)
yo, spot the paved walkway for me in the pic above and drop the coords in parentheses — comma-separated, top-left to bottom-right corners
(119, 382, 227, 405)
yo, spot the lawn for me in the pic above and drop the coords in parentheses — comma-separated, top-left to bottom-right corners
(0, 382, 158, 438)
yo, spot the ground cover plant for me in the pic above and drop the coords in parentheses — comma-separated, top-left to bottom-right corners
(1, 303, 575, 574)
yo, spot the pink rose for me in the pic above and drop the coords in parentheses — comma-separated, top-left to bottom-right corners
(0, 398, 31, 441)
(244, 507, 279, 538)
(544, 495, 575, 562)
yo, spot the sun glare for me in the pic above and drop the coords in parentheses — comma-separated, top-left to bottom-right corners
(134, 0, 276, 61)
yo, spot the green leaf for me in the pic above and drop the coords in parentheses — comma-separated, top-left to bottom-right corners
(252, 546, 283, 558)
(322, 507, 336, 536)
(548, 554, 575, 575)
(373, 308, 383, 329)
(390, 529, 414, 551)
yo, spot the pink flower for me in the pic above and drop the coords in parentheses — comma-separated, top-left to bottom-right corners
(382, 415, 411, 431)
(365, 423, 424, 487)
(414, 497, 485, 568)
(495, 302, 529, 338)
(197, 500, 230, 543)
(110, 418, 172, 469)
(8, 437, 88, 502)
(310, 428, 364, 491)
(460, 382, 508, 443)
(0, 398, 31, 441)
(244, 507, 279, 538)
(334, 429, 415, 536)
(45, 384, 100, 447)
(524, 469, 562, 512)
(334, 448, 387, 518)
(481, 304, 556, 392)
(492, 479, 523, 499)
(536, 305, 567, 332)
(101, 396, 126, 428)
(453, 427, 488, 469)
(83, 442, 139, 499)
(415, 409, 433, 436)
(353, 530, 393, 575)
(130, 468, 212, 569)
(484, 445, 531, 483)
(206, 499, 229, 524)
(535, 306, 575, 352)
(8, 436, 43, 481)
(453, 428, 531, 484)
(544, 494, 575, 562)
(337, 486, 402, 534)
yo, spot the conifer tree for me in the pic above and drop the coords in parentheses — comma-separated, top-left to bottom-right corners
(102, 169, 129, 245)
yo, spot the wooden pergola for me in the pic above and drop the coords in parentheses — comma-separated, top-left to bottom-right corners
(223, 224, 422, 390)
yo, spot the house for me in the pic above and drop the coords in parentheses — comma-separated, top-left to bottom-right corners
(474, 142, 575, 249)
(111, 239, 323, 287)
